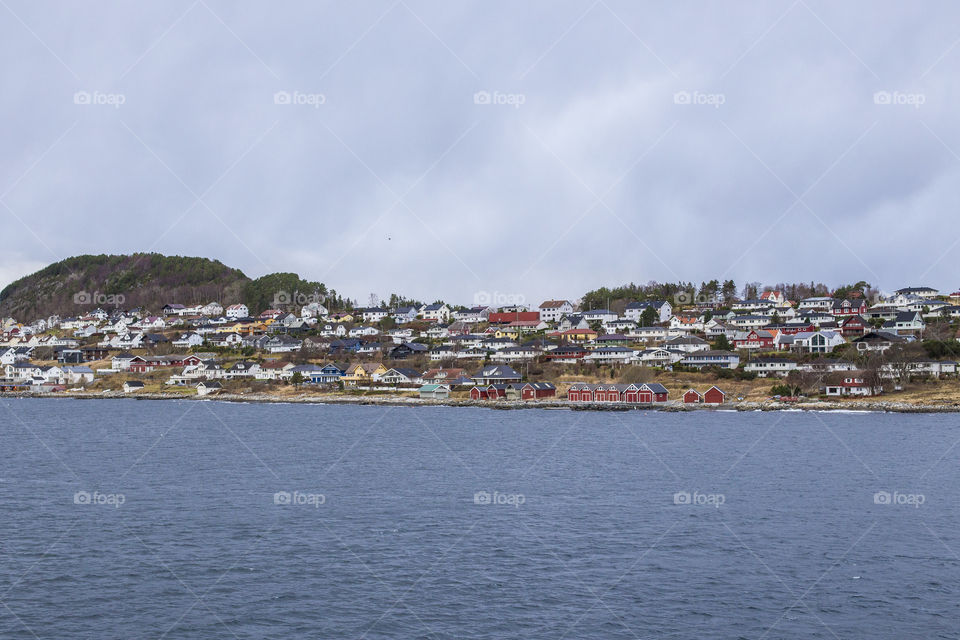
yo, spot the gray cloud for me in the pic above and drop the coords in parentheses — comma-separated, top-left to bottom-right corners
(2, 0, 959, 305)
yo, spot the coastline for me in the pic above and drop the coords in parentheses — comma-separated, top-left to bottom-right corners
(3, 390, 960, 413)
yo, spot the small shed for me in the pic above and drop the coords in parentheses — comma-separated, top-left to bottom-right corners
(419, 384, 450, 400)
(123, 381, 144, 393)
(197, 381, 223, 396)
(703, 386, 726, 404)
(682, 389, 702, 404)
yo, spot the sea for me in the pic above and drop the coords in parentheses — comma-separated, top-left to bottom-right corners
(1, 398, 957, 638)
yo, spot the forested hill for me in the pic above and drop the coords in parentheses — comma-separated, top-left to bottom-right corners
(0, 253, 344, 321)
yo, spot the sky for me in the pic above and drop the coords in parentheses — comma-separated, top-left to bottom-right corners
(2, 1, 959, 307)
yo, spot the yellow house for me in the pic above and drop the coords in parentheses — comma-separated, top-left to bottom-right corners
(342, 362, 388, 385)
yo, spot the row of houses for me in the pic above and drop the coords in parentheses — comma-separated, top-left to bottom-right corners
(567, 382, 671, 403)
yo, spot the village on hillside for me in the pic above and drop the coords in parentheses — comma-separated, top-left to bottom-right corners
(3, 283, 960, 406)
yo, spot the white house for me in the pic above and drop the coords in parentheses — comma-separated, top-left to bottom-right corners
(663, 335, 710, 353)
(420, 303, 451, 322)
(679, 350, 740, 369)
(392, 306, 419, 324)
(787, 331, 846, 354)
(538, 300, 575, 323)
(583, 309, 618, 324)
(201, 302, 224, 317)
(637, 348, 685, 367)
(361, 308, 390, 323)
(453, 306, 491, 324)
(882, 312, 925, 336)
(797, 297, 835, 312)
(629, 325, 669, 343)
(624, 301, 672, 324)
(211, 332, 243, 348)
(300, 302, 328, 319)
(63, 366, 95, 384)
(225, 304, 249, 319)
(173, 333, 205, 348)
(583, 346, 636, 364)
(743, 358, 798, 377)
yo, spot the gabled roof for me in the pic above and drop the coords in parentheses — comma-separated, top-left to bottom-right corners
(625, 300, 667, 309)
(473, 365, 521, 379)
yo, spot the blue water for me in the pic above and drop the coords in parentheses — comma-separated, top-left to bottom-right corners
(1, 399, 958, 638)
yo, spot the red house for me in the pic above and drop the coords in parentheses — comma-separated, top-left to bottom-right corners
(683, 389, 702, 404)
(593, 384, 621, 402)
(619, 384, 638, 402)
(703, 386, 726, 404)
(733, 329, 777, 350)
(567, 383, 595, 402)
(769, 323, 815, 336)
(839, 315, 869, 337)
(641, 383, 669, 402)
(128, 355, 182, 373)
(831, 299, 867, 316)
(486, 384, 509, 399)
(470, 386, 489, 400)
(518, 382, 556, 400)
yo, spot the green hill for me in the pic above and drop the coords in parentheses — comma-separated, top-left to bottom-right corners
(0, 254, 248, 320)
(0, 253, 349, 321)
(0, 252, 353, 321)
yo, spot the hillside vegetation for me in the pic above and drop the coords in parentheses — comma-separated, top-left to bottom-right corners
(0, 254, 248, 320)
(0, 253, 348, 321)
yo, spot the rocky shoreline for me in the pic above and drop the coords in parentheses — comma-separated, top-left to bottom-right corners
(3, 390, 960, 413)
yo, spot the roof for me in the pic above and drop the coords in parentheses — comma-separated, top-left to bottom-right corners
(423, 368, 468, 379)
(473, 365, 521, 379)
(642, 383, 669, 394)
(665, 335, 708, 344)
(386, 367, 420, 378)
(539, 300, 571, 309)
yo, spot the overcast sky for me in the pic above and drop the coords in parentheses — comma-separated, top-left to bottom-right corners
(2, 1, 959, 306)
